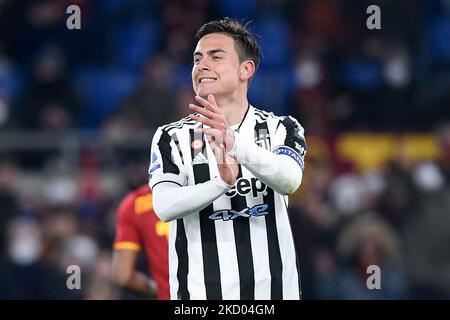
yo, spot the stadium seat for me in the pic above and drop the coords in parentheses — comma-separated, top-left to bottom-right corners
(253, 17, 292, 69)
(248, 67, 294, 115)
(216, 0, 256, 18)
(71, 67, 138, 128)
(108, 19, 161, 73)
(339, 59, 383, 90)
(428, 17, 450, 62)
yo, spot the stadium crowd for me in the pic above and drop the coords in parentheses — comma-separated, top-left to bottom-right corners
(0, 0, 449, 299)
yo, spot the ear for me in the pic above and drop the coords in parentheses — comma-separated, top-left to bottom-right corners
(239, 60, 255, 82)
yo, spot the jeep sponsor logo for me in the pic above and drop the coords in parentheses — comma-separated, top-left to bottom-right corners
(225, 177, 267, 198)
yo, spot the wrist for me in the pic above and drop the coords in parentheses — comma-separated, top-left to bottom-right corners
(228, 131, 239, 158)
(215, 175, 234, 189)
(147, 278, 157, 294)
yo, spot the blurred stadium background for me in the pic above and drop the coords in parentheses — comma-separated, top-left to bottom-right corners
(0, 0, 449, 299)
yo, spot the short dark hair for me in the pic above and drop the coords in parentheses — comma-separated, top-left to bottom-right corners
(195, 18, 261, 82)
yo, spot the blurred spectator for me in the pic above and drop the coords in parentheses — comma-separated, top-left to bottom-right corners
(0, 0, 65, 63)
(329, 173, 369, 217)
(42, 212, 78, 262)
(117, 54, 178, 131)
(163, 0, 209, 63)
(403, 178, 450, 299)
(0, 0, 450, 300)
(379, 160, 417, 230)
(0, 53, 17, 129)
(14, 46, 80, 130)
(56, 234, 99, 298)
(86, 250, 116, 299)
(436, 123, 450, 181)
(0, 92, 10, 128)
(0, 161, 19, 261)
(335, 213, 407, 299)
(289, 156, 339, 299)
(402, 125, 450, 299)
(0, 217, 79, 299)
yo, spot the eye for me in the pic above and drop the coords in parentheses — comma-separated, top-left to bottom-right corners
(212, 55, 222, 60)
(193, 57, 201, 64)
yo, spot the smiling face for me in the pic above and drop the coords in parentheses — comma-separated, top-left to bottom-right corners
(192, 33, 243, 98)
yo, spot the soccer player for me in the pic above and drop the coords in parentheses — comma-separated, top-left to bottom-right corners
(112, 185, 169, 300)
(148, 18, 307, 300)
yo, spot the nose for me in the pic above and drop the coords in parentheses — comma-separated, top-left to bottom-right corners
(196, 57, 211, 71)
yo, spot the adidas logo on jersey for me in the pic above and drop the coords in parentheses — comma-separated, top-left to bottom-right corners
(192, 152, 208, 165)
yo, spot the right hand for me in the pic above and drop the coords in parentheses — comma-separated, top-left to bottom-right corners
(207, 136, 238, 186)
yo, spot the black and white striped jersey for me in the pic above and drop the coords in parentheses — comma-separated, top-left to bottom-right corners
(148, 105, 307, 300)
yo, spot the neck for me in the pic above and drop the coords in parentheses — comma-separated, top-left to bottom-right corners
(214, 94, 249, 126)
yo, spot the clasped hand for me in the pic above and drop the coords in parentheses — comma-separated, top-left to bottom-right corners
(189, 95, 238, 185)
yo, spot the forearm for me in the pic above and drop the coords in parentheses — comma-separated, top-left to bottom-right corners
(152, 177, 232, 222)
(124, 272, 157, 297)
(112, 250, 156, 297)
(230, 133, 303, 195)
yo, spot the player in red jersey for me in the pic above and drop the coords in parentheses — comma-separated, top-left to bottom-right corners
(112, 185, 169, 299)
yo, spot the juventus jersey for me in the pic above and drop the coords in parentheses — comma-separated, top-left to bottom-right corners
(148, 105, 307, 300)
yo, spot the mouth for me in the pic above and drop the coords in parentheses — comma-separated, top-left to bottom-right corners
(198, 77, 218, 85)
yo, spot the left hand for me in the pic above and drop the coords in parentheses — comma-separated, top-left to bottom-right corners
(188, 94, 235, 152)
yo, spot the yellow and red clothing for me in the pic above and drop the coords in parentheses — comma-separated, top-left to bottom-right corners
(114, 185, 169, 300)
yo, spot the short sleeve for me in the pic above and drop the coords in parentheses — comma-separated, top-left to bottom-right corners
(148, 127, 187, 189)
(273, 116, 307, 171)
(113, 194, 141, 251)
